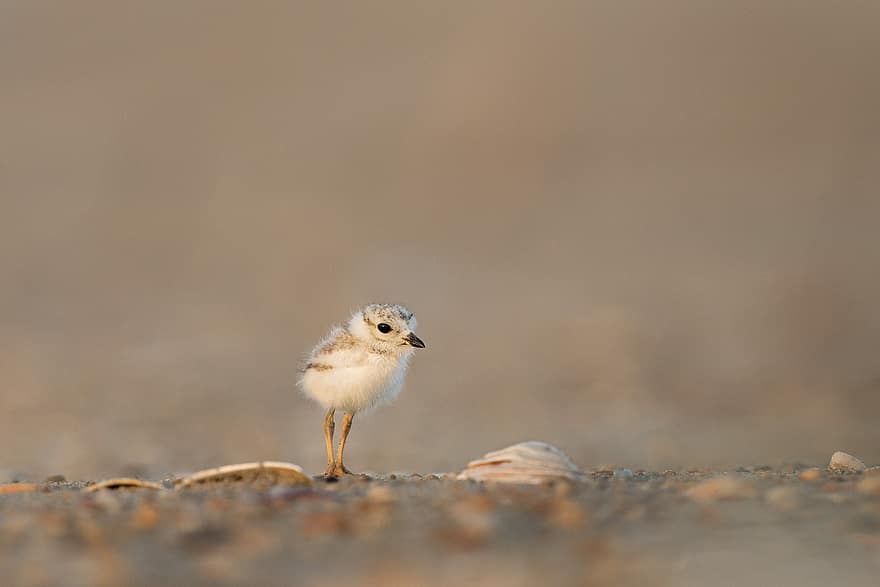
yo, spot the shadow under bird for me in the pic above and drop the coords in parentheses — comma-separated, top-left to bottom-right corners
(298, 303, 426, 478)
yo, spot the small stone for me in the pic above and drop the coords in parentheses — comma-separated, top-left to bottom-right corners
(449, 494, 496, 516)
(43, 474, 66, 483)
(853, 533, 880, 548)
(765, 486, 800, 511)
(612, 468, 634, 480)
(798, 468, 823, 481)
(364, 485, 396, 504)
(266, 485, 322, 503)
(821, 481, 845, 493)
(75, 517, 105, 546)
(548, 498, 588, 529)
(431, 473, 457, 481)
(829, 451, 866, 472)
(352, 497, 394, 537)
(552, 480, 575, 497)
(686, 476, 756, 503)
(300, 511, 349, 538)
(88, 490, 124, 514)
(825, 493, 849, 504)
(130, 502, 160, 529)
(856, 476, 880, 496)
(624, 503, 647, 521)
(436, 495, 496, 550)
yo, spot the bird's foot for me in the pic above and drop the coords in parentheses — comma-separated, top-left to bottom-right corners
(322, 463, 355, 479)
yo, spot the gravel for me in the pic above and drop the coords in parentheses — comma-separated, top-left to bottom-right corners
(1, 463, 879, 586)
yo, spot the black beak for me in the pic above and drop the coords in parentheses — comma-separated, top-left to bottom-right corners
(404, 332, 426, 348)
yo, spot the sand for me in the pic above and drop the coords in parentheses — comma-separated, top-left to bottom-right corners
(1, 465, 878, 587)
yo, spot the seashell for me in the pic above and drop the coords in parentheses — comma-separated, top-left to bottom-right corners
(829, 451, 866, 472)
(175, 461, 311, 489)
(84, 478, 164, 492)
(457, 441, 585, 484)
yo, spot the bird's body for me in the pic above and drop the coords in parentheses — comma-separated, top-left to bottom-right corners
(298, 304, 425, 477)
(300, 326, 412, 413)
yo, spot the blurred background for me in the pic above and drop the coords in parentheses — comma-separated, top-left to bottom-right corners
(2, 1, 878, 480)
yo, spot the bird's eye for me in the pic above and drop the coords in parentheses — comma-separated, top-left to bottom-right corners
(377, 323, 392, 334)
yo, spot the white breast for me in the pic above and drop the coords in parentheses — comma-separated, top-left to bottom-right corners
(300, 351, 411, 413)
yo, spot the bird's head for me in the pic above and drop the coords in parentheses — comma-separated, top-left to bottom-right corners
(349, 303, 425, 355)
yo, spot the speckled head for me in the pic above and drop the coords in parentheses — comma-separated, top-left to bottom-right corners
(348, 303, 424, 352)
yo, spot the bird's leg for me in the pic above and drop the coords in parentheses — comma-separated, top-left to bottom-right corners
(333, 412, 355, 475)
(322, 408, 336, 477)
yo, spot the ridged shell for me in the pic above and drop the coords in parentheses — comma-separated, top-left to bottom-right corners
(457, 441, 585, 484)
(175, 461, 311, 489)
(84, 478, 164, 492)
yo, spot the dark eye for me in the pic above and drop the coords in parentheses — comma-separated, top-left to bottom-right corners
(377, 323, 392, 334)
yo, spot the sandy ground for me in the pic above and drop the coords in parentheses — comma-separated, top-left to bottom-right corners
(1, 465, 879, 587)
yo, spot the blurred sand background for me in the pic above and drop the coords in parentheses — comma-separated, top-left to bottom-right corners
(1, 1, 878, 480)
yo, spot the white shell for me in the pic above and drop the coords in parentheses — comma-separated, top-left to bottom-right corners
(175, 461, 312, 489)
(457, 441, 585, 484)
(84, 478, 164, 492)
(829, 451, 866, 472)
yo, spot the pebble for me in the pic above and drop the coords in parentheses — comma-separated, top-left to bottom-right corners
(821, 481, 845, 493)
(856, 476, 880, 496)
(829, 452, 866, 472)
(130, 502, 161, 529)
(686, 476, 756, 503)
(364, 485, 396, 505)
(764, 486, 800, 511)
(437, 495, 496, 549)
(798, 468, 823, 481)
(825, 493, 849, 504)
(300, 511, 350, 538)
(548, 499, 588, 529)
(613, 469, 634, 480)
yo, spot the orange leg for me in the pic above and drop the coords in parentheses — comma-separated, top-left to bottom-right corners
(322, 408, 336, 477)
(333, 412, 355, 476)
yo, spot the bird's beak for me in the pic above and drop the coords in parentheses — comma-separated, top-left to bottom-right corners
(404, 332, 426, 348)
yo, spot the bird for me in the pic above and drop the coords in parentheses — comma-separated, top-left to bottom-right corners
(298, 303, 425, 478)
